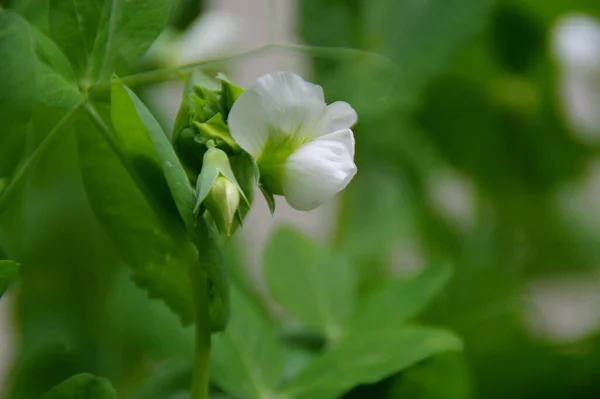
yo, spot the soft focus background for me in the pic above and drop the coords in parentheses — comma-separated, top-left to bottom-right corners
(4, 0, 600, 398)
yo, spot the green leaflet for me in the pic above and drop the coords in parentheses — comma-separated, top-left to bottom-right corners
(264, 226, 355, 342)
(40, 373, 116, 399)
(0, 260, 20, 298)
(49, 0, 170, 84)
(29, 24, 82, 109)
(77, 107, 196, 324)
(110, 79, 230, 330)
(110, 79, 181, 223)
(282, 326, 463, 399)
(112, 80, 196, 229)
(211, 285, 283, 399)
(49, 0, 103, 80)
(0, 11, 36, 136)
(348, 262, 453, 334)
(89, 0, 171, 83)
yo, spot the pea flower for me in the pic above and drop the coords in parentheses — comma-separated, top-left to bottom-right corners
(227, 72, 358, 211)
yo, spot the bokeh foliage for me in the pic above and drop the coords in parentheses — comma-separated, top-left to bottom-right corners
(2, 0, 600, 398)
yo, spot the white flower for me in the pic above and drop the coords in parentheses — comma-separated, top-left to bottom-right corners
(227, 72, 358, 211)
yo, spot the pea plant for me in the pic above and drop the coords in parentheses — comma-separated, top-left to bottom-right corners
(0, 1, 462, 399)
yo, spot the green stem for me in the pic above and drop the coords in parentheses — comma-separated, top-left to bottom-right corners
(189, 220, 222, 399)
(103, 43, 397, 90)
(190, 261, 211, 399)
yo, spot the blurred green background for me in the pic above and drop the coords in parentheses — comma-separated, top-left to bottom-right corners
(3, 0, 600, 398)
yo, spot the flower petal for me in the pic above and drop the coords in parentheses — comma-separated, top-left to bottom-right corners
(228, 71, 326, 158)
(282, 139, 357, 211)
(315, 101, 358, 136)
(317, 129, 355, 158)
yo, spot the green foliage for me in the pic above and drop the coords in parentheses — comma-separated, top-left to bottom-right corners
(264, 226, 355, 341)
(0, 11, 36, 175)
(211, 286, 283, 399)
(111, 80, 196, 228)
(283, 326, 462, 399)
(348, 262, 452, 333)
(0, 260, 20, 297)
(389, 353, 472, 399)
(49, 0, 170, 84)
(48, 0, 102, 81)
(77, 107, 196, 324)
(0, 11, 36, 122)
(41, 373, 116, 399)
(31, 26, 83, 108)
(6, 0, 600, 398)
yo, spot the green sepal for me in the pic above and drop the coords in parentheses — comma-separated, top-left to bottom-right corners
(195, 147, 249, 212)
(195, 147, 251, 237)
(193, 113, 239, 151)
(229, 151, 258, 230)
(217, 72, 244, 116)
(260, 184, 276, 215)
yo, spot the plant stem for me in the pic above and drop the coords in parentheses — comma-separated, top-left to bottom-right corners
(190, 260, 212, 399)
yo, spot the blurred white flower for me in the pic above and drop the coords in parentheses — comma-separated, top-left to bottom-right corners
(147, 10, 242, 67)
(178, 10, 242, 64)
(552, 14, 600, 72)
(552, 14, 600, 141)
(228, 72, 358, 211)
(427, 169, 476, 231)
(523, 274, 600, 343)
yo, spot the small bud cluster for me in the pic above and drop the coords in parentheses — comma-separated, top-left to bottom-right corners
(172, 73, 253, 237)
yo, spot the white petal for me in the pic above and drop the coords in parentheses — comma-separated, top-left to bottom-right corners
(228, 71, 326, 158)
(282, 140, 357, 211)
(317, 129, 355, 158)
(315, 101, 358, 136)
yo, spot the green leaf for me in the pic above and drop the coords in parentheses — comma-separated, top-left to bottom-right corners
(35, 60, 83, 109)
(111, 79, 196, 228)
(283, 326, 463, 399)
(348, 262, 453, 334)
(110, 79, 229, 330)
(264, 226, 355, 341)
(49, 0, 103, 80)
(0, 260, 20, 298)
(76, 108, 196, 324)
(30, 25, 82, 109)
(90, 0, 171, 83)
(0, 11, 36, 132)
(0, 11, 36, 189)
(211, 285, 283, 399)
(41, 373, 116, 399)
(109, 78, 181, 221)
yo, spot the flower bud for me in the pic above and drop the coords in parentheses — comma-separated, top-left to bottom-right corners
(195, 146, 249, 236)
(204, 175, 240, 236)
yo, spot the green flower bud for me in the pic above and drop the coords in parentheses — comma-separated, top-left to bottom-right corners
(195, 146, 249, 236)
(216, 73, 244, 117)
(172, 73, 246, 179)
(194, 113, 239, 151)
(204, 175, 240, 236)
